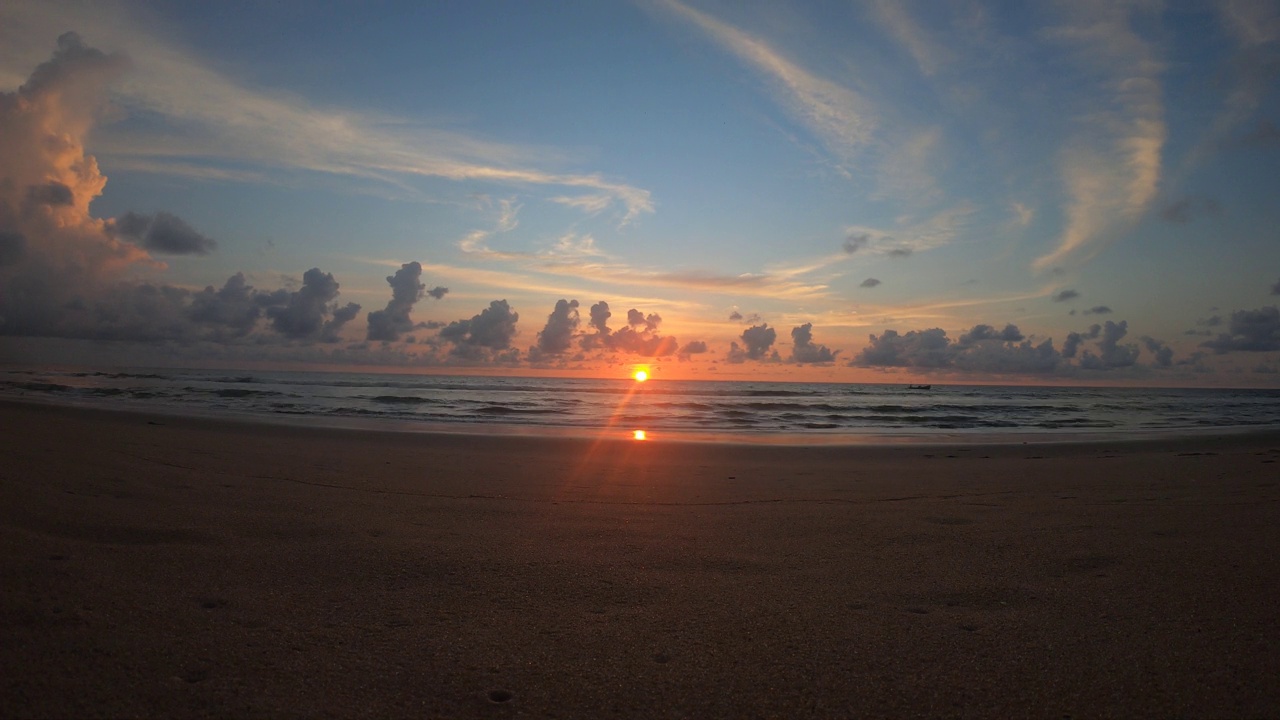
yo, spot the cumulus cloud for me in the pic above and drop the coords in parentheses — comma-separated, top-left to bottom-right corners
(0, 32, 153, 335)
(1053, 289, 1080, 303)
(439, 300, 520, 358)
(534, 298, 579, 355)
(107, 211, 217, 255)
(860, 278, 882, 288)
(1078, 320, 1139, 369)
(678, 340, 708, 358)
(366, 261, 430, 342)
(266, 268, 360, 342)
(740, 324, 778, 361)
(852, 319, 1166, 376)
(789, 323, 838, 364)
(1201, 306, 1280, 352)
(1140, 336, 1174, 366)
(605, 308, 678, 357)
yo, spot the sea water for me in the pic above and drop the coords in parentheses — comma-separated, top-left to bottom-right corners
(3, 366, 1279, 440)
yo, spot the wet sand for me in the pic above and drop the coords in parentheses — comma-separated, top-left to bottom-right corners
(2, 400, 1278, 718)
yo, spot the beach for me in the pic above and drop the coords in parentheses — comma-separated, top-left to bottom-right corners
(2, 401, 1278, 718)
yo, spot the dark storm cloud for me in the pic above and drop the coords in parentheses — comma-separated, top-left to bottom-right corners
(535, 299, 580, 355)
(740, 324, 778, 361)
(366, 261, 429, 342)
(439, 300, 520, 358)
(1083, 306, 1112, 315)
(1052, 289, 1080, 303)
(860, 278, 881, 288)
(789, 323, 837, 364)
(108, 211, 218, 255)
(1201, 306, 1280, 353)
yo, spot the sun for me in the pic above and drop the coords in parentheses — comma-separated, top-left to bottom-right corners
(633, 369, 649, 382)
(633, 429, 647, 441)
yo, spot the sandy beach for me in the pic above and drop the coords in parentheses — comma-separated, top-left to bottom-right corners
(1, 400, 1278, 718)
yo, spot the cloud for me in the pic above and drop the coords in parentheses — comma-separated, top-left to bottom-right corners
(729, 310, 761, 324)
(366, 261, 428, 342)
(739, 323, 778, 361)
(1053, 289, 1080, 303)
(887, 248, 913, 258)
(426, 286, 448, 300)
(789, 323, 838, 364)
(439, 300, 521, 358)
(843, 233, 870, 254)
(2, 12, 654, 224)
(1160, 197, 1221, 224)
(678, 340, 708, 358)
(1140, 336, 1174, 366)
(1083, 305, 1113, 315)
(534, 298, 580, 356)
(1078, 320, 1139, 369)
(851, 318, 1167, 376)
(264, 268, 360, 342)
(1201, 306, 1280, 352)
(860, 278, 882, 288)
(1271, 278, 1280, 295)
(655, 0, 872, 170)
(1033, 4, 1166, 271)
(868, 0, 950, 78)
(107, 211, 216, 255)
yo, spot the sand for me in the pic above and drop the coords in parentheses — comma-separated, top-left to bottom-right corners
(1, 400, 1278, 718)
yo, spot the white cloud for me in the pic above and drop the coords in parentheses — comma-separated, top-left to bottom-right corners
(1033, 2, 1166, 272)
(0, 2, 655, 224)
(655, 0, 873, 171)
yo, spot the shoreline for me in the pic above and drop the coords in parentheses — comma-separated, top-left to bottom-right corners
(3, 400, 1278, 717)
(6, 396, 1280, 449)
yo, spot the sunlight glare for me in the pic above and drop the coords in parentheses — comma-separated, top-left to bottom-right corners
(633, 429, 647, 441)
(633, 369, 649, 382)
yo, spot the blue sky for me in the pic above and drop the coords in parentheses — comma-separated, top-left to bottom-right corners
(1, 1, 1278, 384)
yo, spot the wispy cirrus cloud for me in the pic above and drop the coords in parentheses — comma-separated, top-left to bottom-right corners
(0, 2, 655, 224)
(654, 0, 874, 172)
(867, 0, 952, 78)
(1033, 2, 1166, 272)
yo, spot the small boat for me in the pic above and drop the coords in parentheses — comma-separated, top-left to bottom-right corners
(907, 384, 931, 390)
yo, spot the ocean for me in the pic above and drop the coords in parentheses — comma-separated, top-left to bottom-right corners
(3, 366, 1279, 442)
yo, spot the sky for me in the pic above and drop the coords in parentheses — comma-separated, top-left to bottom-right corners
(1, 0, 1278, 385)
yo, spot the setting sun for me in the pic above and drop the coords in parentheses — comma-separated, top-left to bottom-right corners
(632, 430, 647, 440)
(633, 369, 649, 382)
